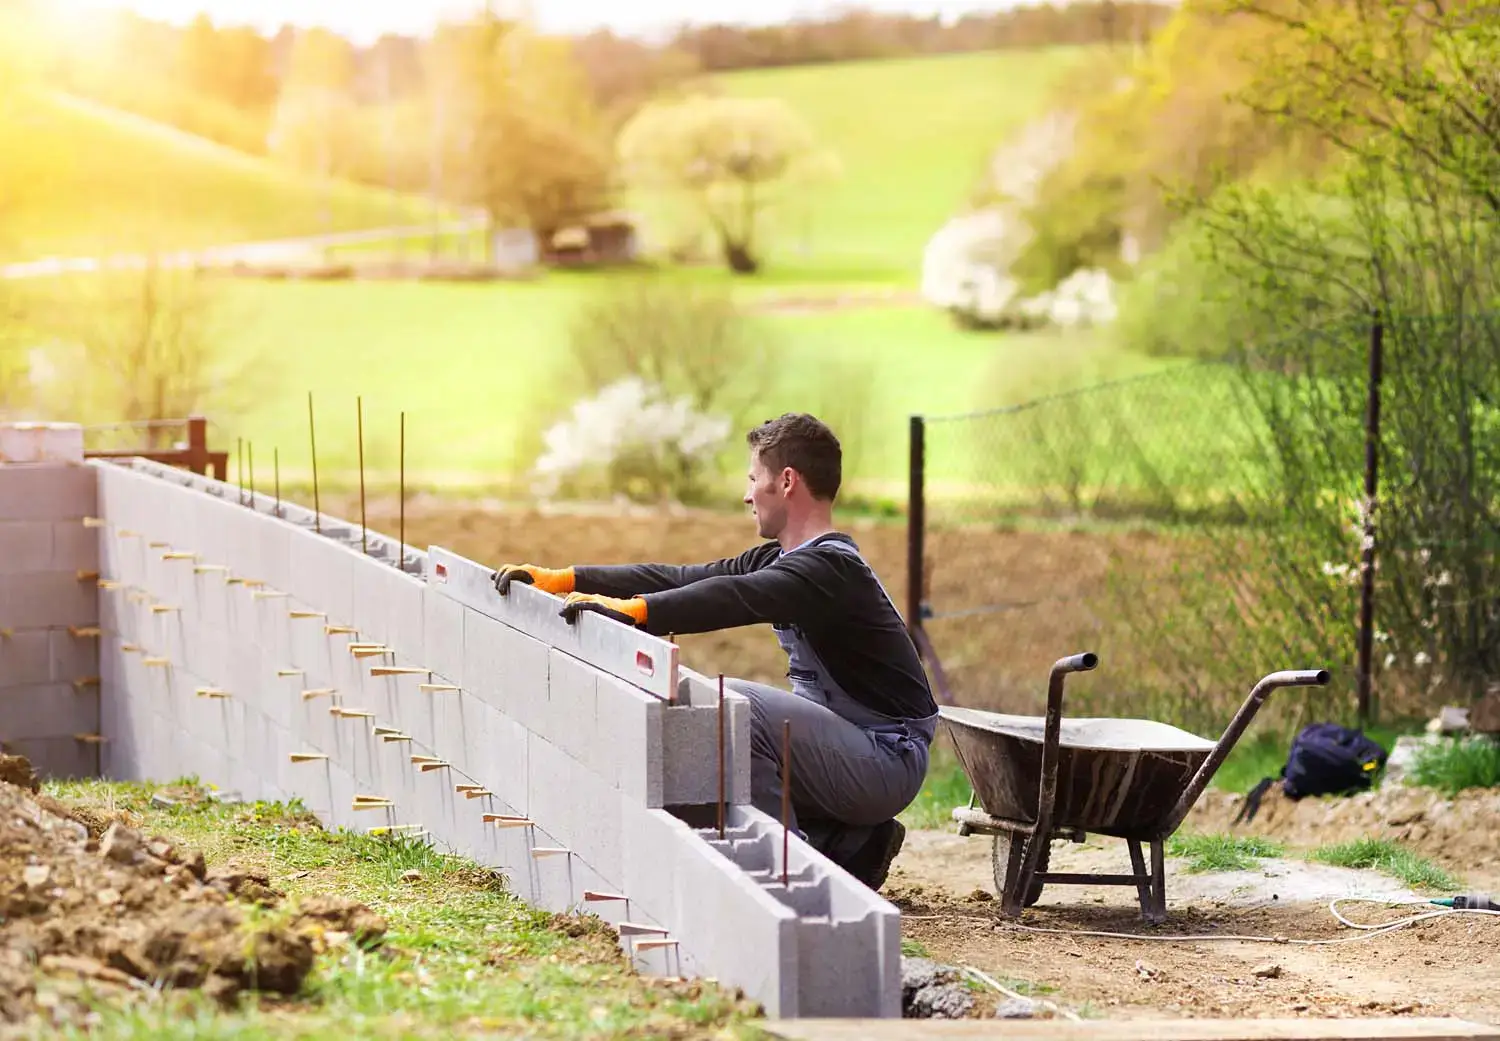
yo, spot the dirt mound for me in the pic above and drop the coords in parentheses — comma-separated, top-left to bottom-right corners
(1186, 783, 1500, 872)
(0, 761, 387, 1032)
(0, 756, 37, 794)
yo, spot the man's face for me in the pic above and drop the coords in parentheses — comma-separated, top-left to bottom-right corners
(744, 451, 789, 539)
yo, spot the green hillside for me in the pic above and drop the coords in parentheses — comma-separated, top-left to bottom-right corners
(0, 92, 435, 261)
(710, 47, 1091, 280)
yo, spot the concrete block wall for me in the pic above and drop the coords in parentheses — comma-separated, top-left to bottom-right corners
(37, 456, 899, 1018)
(0, 461, 102, 778)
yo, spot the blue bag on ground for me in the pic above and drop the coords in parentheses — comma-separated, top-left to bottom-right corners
(1234, 723, 1388, 824)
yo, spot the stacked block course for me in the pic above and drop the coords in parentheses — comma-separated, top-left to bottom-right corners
(1, 454, 899, 1018)
(0, 457, 102, 778)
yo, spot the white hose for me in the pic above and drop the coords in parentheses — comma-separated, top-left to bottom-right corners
(962, 965, 1082, 1021)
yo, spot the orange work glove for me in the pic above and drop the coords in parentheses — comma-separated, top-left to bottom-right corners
(492, 564, 575, 597)
(559, 592, 647, 628)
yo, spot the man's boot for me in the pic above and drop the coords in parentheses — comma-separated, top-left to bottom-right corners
(842, 819, 905, 892)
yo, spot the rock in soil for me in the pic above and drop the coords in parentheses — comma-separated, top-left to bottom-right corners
(994, 997, 1041, 1019)
(901, 957, 976, 1019)
(0, 754, 379, 1031)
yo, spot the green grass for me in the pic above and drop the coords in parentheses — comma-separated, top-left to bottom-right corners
(1165, 832, 1286, 872)
(44, 778, 760, 1039)
(2, 91, 435, 262)
(146, 276, 1163, 494)
(707, 48, 1094, 279)
(1409, 736, 1500, 795)
(1308, 838, 1459, 891)
(899, 741, 973, 831)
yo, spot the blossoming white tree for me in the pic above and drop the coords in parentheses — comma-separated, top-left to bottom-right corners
(532, 377, 731, 504)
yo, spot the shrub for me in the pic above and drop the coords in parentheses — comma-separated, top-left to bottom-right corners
(530, 377, 732, 505)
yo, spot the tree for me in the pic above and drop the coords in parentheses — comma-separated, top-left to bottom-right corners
(1107, 0, 1500, 714)
(618, 95, 838, 273)
(29, 261, 265, 428)
(178, 18, 277, 113)
(267, 27, 357, 181)
(424, 19, 616, 262)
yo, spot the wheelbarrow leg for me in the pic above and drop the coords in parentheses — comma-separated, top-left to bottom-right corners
(1000, 833, 1027, 917)
(1126, 840, 1152, 918)
(1148, 839, 1167, 924)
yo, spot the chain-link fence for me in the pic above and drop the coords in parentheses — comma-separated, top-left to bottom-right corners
(907, 312, 1500, 736)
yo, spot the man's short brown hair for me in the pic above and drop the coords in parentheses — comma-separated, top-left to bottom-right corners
(746, 413, 842, 501)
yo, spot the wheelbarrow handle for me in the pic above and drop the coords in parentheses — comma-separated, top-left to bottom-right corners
(1160, 667, 1331, 836)
(1011, 651, 1100, 908)
(1053, 652, 1099, 676)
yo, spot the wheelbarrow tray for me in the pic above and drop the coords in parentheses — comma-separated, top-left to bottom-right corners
(939, 706, 1216, 836)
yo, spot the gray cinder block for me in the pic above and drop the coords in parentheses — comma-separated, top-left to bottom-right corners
(422, 585, 464, 688)
(382, 564, 427, 665)
(0, 463, 96, 522)
(1, 630, 52, 685)
(0, 681, 99, 740)
(431, 683, 475, 775)
(0, 521, 54, 573)
(545, 648, 598, 761)
(0, 572, 97, 629)
(462, 608, 547, 728)
(1, 734, 99, 779)
(596, 674, 664, 806)
(468, 701, 528, 815)
(661, 702, 728, 808)
(51, 518, 98, 572)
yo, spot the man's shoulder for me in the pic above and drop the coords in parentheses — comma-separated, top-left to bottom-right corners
(768, 532, 862, 570)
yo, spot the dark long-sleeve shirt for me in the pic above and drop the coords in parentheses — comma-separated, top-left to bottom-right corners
(572, 533, 938, 721)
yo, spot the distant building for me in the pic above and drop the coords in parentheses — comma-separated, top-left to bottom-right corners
(542, 211, 640, 267)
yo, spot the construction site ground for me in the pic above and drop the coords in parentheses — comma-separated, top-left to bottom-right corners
(7, 495, 1495, 1036)
(346, 497, 1500, 1027)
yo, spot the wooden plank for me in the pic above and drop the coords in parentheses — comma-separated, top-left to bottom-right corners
(764, 1019, 1500, 1041)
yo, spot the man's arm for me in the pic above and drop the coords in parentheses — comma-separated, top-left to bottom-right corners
(633, 551, 842, 636)
(572, 544, 774, 598)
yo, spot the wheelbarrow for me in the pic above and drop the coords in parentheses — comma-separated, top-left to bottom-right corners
(940, 652, 1329, 923)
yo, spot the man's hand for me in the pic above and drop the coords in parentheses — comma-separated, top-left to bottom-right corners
(492, 564, 575, 597)
(559, 592, 647, 627)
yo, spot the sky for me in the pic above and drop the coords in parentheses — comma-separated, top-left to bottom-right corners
(59, 0, 1023, 42)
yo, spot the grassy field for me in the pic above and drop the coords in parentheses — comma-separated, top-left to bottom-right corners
(329, 47, 1091, 283)
(703, 48, 1091, 280)
(0, 91, 433, 261)
(185, 275, 1167, 493)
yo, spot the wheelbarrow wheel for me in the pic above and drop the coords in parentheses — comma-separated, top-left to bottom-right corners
(991, 834, 1050, 907)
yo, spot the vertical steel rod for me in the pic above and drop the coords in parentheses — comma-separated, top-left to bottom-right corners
(274, 448, 281, 518)
(717, 674, 726, 840)
(781, 719, 791, 887)
(1356, 315, 1384, 728)
(399, 411, 406, 572)
(357, 395, 367, 557)
(236, 437, 244, 505)
(308, 392, 321, 534)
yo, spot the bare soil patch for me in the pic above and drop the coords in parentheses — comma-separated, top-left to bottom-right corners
(0, 760, 386, 1036)
(889, 831, 1500, 1024)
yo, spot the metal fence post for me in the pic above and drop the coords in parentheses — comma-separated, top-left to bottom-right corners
(907, 415, 926, 635)
(1356, 315, 1384, 728)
